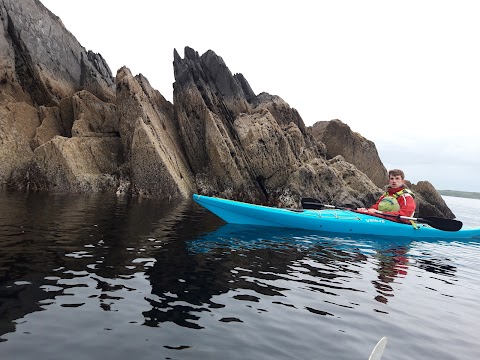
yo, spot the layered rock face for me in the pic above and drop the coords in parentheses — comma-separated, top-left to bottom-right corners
(0, 0, 453, 217)
(1, 0, 117, 192)
(172, 47, 379, 207)
(0, 0, 193, 200)
(311, 119, 388, 188)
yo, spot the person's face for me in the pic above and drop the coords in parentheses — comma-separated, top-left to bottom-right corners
(389, 175, 404, 188)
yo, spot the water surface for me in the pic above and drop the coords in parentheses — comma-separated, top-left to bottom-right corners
(0, 190, 479, 359)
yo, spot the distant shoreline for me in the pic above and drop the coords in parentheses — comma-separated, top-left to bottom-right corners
(438, 190, 480, 200)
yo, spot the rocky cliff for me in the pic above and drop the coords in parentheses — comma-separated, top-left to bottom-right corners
(311, 119, 388, 188)
(0, 0, 454, 218)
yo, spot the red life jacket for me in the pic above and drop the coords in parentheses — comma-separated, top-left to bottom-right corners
(371, 186, 416, 220)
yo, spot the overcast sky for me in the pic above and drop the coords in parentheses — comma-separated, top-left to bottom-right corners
(41, 0, 480, 192)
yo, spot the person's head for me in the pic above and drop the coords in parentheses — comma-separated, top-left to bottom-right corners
(388, 169, 405, 188)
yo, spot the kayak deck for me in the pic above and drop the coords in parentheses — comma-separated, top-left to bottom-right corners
(193, 194, 480, 240)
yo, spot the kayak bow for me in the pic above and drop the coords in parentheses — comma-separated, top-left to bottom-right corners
(193, 194, 480, 239)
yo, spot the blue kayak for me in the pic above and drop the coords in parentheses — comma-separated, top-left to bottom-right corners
(193, 194, 480, 239)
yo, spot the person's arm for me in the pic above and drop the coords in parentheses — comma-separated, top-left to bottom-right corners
(357, 195, 383, 213)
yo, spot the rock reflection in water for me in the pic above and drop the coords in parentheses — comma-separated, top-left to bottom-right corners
(0, 190, 208, 339)
(145, 225, 371, 328)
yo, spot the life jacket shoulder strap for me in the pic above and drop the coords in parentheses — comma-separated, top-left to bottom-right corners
(384, 188, 415, 199)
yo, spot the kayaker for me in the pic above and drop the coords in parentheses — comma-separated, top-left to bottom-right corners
(357, 169, 416, 222)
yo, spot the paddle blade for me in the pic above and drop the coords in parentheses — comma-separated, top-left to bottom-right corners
(368, 336, 387, 360)
(419, 217, 463, 231)
(301, 197, 323, 210)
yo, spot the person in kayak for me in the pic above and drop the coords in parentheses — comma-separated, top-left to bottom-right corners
(357, 169, 416, 222)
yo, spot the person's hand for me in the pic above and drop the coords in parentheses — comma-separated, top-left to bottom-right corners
(356, 208, 382, 214)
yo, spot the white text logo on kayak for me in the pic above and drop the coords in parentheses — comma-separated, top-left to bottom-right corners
(365, 219, 385, 223)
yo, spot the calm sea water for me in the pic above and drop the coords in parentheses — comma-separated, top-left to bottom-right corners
(0, 191, 479, 360)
